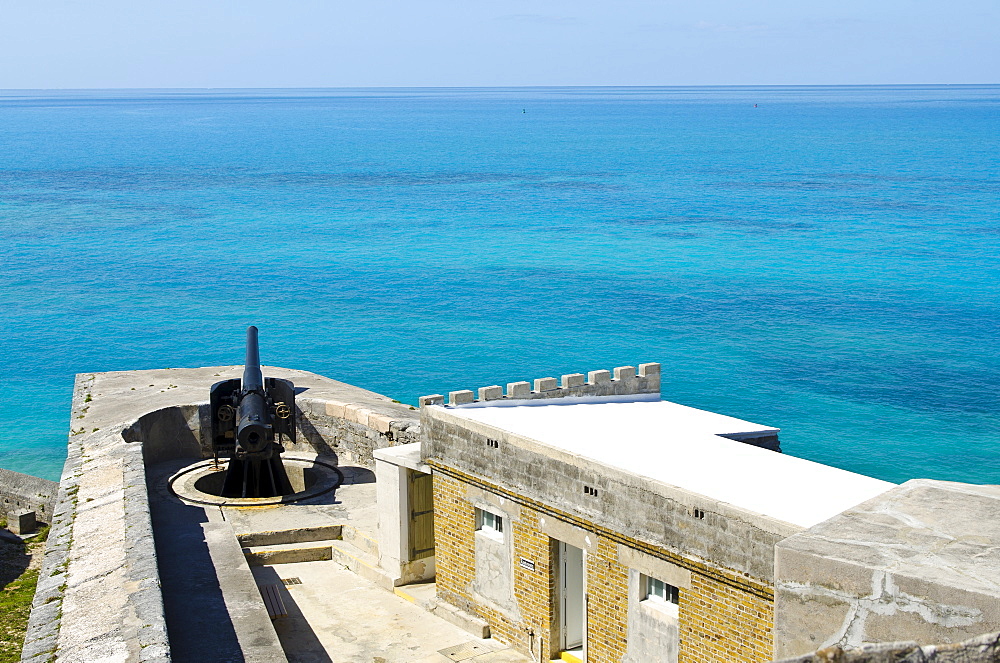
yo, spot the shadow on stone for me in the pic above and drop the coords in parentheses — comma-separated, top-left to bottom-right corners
(148, 466, 245, 663)
(253, 566, 333, 663)
(296, 411, 338, 458)
(0, 534, 30, 590)
(340, 466, 375, 485)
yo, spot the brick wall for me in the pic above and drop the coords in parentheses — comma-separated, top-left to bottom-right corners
(586, 536, 630, 662)
(431, 465, 776, 663)
(681, 568, 773, 663)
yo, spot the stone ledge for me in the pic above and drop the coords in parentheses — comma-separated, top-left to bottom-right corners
(774, 630, 1000, 662)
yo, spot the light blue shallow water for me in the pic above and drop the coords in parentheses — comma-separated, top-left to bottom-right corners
(1, 86, 998, 484)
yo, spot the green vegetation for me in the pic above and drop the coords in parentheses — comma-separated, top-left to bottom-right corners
(0, 526, 48, 662)
(0, 567, 39, 662)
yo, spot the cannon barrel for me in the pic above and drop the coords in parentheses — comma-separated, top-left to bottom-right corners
(210, 325, 295, 498)
(243, 325, 264, 392)
(237, 391, 271, 454)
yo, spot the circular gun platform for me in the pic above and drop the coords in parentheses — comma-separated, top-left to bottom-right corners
(168, 454, 343, 506)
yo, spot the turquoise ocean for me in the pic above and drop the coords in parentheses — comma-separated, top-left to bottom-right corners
(1, 86, 998, 484)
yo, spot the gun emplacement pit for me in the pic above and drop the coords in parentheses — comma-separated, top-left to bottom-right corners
(168, 454, 343, 506)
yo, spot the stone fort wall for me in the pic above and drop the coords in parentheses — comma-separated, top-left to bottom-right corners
(0, 468, 58, 524)
(775, 631, 1000, 663)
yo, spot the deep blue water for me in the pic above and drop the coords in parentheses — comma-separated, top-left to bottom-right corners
(1, 86, 998, 484)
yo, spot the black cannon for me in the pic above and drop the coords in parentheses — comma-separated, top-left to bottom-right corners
(209, 326, 295, 498)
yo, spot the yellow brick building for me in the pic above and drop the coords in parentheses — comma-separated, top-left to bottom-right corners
(413, 364, 891, 662)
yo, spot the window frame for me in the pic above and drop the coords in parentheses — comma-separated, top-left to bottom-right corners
(476, 507, 504, 539)
(642, 575, 680, 616)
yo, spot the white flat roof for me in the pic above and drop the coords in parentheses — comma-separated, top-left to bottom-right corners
(446, 399, 894, 529)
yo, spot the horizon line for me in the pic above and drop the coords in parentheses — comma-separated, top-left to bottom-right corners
(1, 83, 998, 93)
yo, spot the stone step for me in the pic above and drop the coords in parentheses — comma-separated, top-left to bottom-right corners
(242, 540, 335, 566)
(392, 581, 437, 610)
(237, 525, 342, 548)
(341, 524, 379, 558)
(392, 581, 491, 640)
(329, 538, 395, 591)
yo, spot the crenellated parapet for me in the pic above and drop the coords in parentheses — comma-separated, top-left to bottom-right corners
(418, 362, 660, 407)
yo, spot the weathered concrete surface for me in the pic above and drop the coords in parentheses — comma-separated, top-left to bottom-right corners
(222, 465, 378, 539)
(250, 560, 531, 662)
(22, 373, 169, 663)
(774, 630, 1000, 662)
(0, 468, 58, 524)
(473, 529, 517, 616)
(146, 459, 286, 663)
(624, 570, 679, 663)
(775, 480, 1000, 658)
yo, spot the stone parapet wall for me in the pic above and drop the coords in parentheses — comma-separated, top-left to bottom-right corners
(431, 464, 776, 662)
(117, 378, 420, 470)
(774, 481, 1000, 659)
(0, 468, 58, 524)
(294, 397, 419, 468)
(21, 373, 170, 663)
(419, 363, 661, 407)
(774, 631, 1000, 662)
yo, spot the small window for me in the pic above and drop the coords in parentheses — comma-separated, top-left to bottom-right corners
(477, 508, 504, 537)
(645, 576, 679, 605)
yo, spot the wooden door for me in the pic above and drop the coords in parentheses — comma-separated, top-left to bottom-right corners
(408, 471, 435, 560)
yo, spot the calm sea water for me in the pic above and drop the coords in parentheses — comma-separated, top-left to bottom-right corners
(1, 86, 998, 484)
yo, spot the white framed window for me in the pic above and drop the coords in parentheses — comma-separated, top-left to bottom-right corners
(643, 575, 679, 616)
(476, 507, 504, 538)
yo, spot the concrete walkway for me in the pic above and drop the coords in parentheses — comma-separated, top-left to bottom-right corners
(252, 560, 530, 663)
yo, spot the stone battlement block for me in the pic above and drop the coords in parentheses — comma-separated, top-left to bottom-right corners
(534, 377, 558, 392)
(478, 385, 503, 401)
(588, 369, 612, 384)
(639, 362, 660, 377)
(449, 390, 475, 406)
(614, 365, 637, 380)
(507, 382, 531, 398)
(419, 394, 445, 407)
(561, 373, 585, 388)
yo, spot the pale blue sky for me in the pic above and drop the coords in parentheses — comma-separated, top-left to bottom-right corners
(0, 0, 996, 88)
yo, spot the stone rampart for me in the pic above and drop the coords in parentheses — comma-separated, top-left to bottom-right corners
(774, 480, 1000, 659)
(21, 373, 170, 663)
(418, 363, 661, 407)
(0, 468, 58, 524)
(22, 365, 419, 663)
